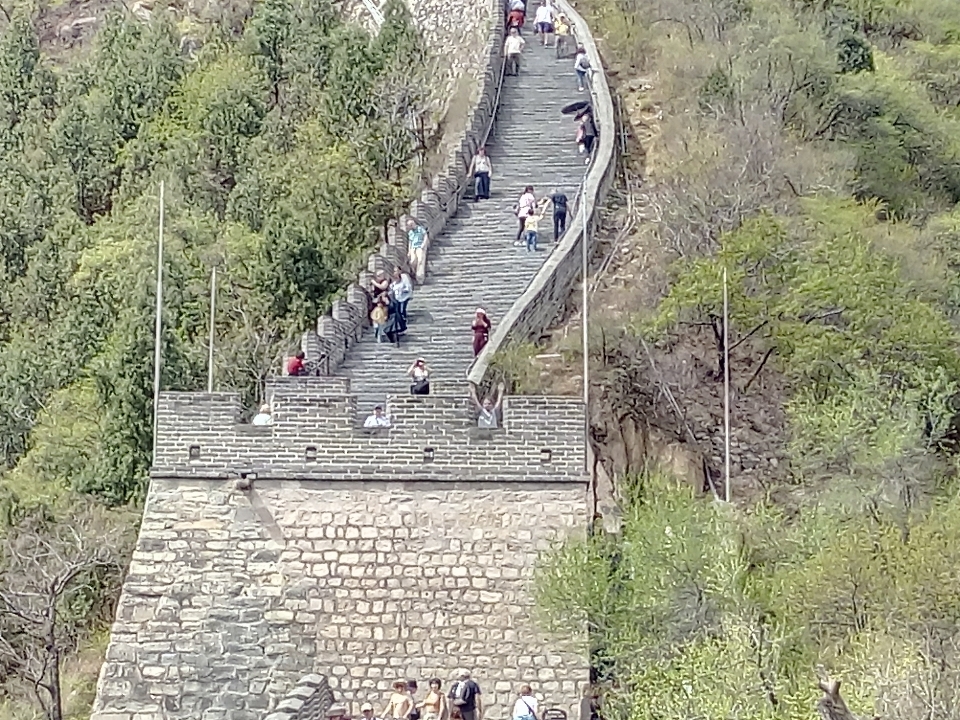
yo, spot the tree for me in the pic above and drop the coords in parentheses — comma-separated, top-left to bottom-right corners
(0, 501, 134, 720)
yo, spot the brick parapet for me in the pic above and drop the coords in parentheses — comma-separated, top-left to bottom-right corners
(152, 385, 586, 482)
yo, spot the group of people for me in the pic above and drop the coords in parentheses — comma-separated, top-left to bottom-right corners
(502, 0, 589, 91)
(370, 267, 414, 346)
(356, 672, 541, 720)
(510, 186, 569, 251)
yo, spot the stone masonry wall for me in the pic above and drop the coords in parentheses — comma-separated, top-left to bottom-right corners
(301, 0, 505, 373)
(90, 480, 589, 720)
(152, 379, 586, 482)
(467, 0, 618, 388)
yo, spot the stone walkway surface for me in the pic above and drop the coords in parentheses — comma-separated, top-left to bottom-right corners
(339, 37, 588, 413)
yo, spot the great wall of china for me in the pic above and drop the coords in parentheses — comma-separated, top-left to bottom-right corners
(90, 0, 616, 717)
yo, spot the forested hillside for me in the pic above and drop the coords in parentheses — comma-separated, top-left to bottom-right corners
(536, 0, 960, 717)
(0, 1, 428, 716)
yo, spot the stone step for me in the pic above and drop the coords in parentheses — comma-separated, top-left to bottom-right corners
(337, 40, 587, 410)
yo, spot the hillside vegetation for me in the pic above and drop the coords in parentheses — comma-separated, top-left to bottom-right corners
(536, 0, 960, 717)
(0, 1, 428, 716)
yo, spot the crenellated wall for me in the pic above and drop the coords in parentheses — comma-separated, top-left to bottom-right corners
(300, 0, 506, 374)
(152, 379, 586, 482)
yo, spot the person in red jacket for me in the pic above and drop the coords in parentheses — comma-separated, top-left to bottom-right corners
(286, 350, 306, 376)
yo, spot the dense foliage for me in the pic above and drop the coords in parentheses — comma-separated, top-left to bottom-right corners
(0, 0, 427, 511)
(0, 2, 428, 716)
(537, 0, 960, 716)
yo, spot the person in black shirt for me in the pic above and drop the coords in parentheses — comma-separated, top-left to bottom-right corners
(449, 670, 482, 720)
(549, 188, 568, 240)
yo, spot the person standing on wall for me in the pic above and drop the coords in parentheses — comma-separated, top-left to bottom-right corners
(468, 146, 493, 201)
(449, 670, 482, 720)
(406, 219, 429, 281)
(514, 185, 537, 243)
(504, 27, 525, 76)
(547, 188, 568, 240)
(472, 307, 492, 356)
(391, 268, 413, 334)
(574, 46, 591, 92)
(534, 2, 554, 46)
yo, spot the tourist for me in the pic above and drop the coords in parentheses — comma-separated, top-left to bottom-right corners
(418, 678, 447, 720)
(383, 681, 413, 720)
(471, 382, 504, 429)
(472, 308, 492, 356)
(504, 27, 525, 76)
(548, 188, 568, 239)
(449, 670, 482, 720)
(574, 46, 591, 92)
(468, 146, 493, 200)
(371, 297, 389, 343)
(514, 185, 537, 243)
(512, 686, 538, 720)
(523, 199, 547, 252)
(286, 350, 306, 376)
(407, 681, 420, 720)
(534, 2, 553, 46)
(407, 219, 428, 280)
(408, 358, 432, 395)
(361, 703, 379, 720)
(554, 13, 571, 56)
(578, 108, 597, 163)
(506, 0, 525, 33)
(252, 403, 273, 426)
(391, 269, 413, 334)
(364, 406, 391, 428)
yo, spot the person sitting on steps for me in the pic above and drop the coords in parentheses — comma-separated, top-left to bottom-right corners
(408, 358, 432, 395)
(364, 405, 391, 428)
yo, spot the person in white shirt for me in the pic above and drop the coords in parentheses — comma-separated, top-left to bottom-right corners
(360, 703, 381, 720)
(574, 46, 591, 92)
(364, 406, 391, 428)
(512, 686, 538, 720)
(252, 404, 273, 426)
(407, 358, 432, 395)
(534, 3, 554, 46)
(390, 269, 414, 333)
(468, 146, 494, 200)
(504, 27, 525, 76)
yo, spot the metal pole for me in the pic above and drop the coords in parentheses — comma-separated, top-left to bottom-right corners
(151, 181, 165, 465)
(581, 180, 589, 452)
(207, 266, 217, 392)
(723, 267, 731, 503)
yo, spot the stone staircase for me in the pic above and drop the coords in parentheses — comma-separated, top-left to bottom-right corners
(339, 33, 588, 414)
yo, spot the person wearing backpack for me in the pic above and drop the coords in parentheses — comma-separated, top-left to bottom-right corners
(449, 670, 482, 720)
(511, 686, 538, 720)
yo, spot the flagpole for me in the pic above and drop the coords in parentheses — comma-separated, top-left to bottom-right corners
(581, 179, 589, 457)
(207, 266, 217, 392)
(151, 181, 165, 465)
(723, 266, 731, 503)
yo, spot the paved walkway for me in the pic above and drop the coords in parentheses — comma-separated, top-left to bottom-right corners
(339, 33, 587, 413)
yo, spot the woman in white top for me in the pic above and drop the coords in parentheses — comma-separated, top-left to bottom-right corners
(515, 185, 537, 243)
(407, 357, 432, 395)
(512, 686, 538, 720)
(468, 147, 494, 201)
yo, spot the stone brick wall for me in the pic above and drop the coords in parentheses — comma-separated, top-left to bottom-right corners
(301, 0, 506, 372)
(265, 674, 336, 720)
(467, 0, 618, 388)
(90, 479, 588, 720)
(152, 378, 586, 482)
